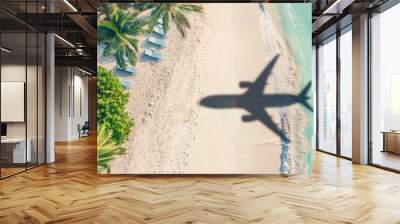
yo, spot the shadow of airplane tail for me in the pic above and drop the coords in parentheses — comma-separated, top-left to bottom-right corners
(298, 82, 313, 112)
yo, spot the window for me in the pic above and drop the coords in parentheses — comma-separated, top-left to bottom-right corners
(339, 27, 352, 158)
(317, 35, 337, 154)
(370, 3, 400, 171)
(0, 1, 46, 179)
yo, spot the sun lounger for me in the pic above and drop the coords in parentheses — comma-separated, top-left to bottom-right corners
(120, 79, 132, 90)
(98, 56, 113, 64)
(153, 25, 165, 36)
(144, 48, 162, 60)
(115, 66, 137, 75)
(148, 37, 165, 48)
(97, 44, 114, 64)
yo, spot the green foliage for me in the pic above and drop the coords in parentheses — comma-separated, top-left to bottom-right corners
(97, 3, 202, 69)
(133, 3, 155, 11)
(97, 5, 148, 69)
(97, 66, 133, 144)
(98, 3, 113, 20)
(138, 3, 203, 37)
(97, 124, 125, 174)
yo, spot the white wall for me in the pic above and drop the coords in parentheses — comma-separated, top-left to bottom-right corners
(54, 67, 89, 141)
(1, 65, 37, 137)
(55, 67, 70, 141)
(1, 63, 46, 164)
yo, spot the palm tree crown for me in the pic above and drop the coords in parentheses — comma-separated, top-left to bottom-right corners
(144, 3, 203, 37)
(98, 5, 147, 68)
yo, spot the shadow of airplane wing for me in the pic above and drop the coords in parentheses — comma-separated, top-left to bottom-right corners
(245, 54, 279, 96)
(298, 82, 313, 112)
(245, 106, 288, 143)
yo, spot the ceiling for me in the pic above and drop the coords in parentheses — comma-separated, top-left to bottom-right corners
(311, 0, 392, 44)
(0, 0, 96, 73)
(1, 0, 397, 73)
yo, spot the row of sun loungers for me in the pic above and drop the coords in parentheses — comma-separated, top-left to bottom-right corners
(143, 23, 165, 61)
(115, 66, 136, 75)
(148, 36, 165, 48)
(106, 17, 166, 90)
(120, 79, 132, 90)
(153, 25, 165, 36)
(144, 48, 162, 60)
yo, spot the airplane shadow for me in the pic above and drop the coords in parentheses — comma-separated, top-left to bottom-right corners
(199, 54, 313, 143)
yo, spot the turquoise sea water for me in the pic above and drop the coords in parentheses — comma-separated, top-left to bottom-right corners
(274, 4, 313, 175)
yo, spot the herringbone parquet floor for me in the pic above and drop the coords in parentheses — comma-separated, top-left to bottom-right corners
(1, 135, 400, 224)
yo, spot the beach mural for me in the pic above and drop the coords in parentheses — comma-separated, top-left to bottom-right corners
(97, 3, 312, 175)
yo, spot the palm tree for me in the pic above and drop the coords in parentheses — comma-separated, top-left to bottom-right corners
(98, 3, 133, 19)
(97, 124, 125, 174)
(97, 3, 112, 20)
(98, 5, 147, 68)
(143, 3, 203, 38)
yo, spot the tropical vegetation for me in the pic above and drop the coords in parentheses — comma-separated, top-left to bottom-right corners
(97, 3, 112, 20)
(97, 66, 134, 145)
(96, 3, 202, 172)
(98, 5, 148, 69)
(137, 3, 203, 37)
(98, 3, 203, 68)
(97, 124, 125, 174)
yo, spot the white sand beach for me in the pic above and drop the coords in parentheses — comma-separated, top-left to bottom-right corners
(107, 3, 309, 174)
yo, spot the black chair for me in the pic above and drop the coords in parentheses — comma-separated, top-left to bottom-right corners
(79, 121, 90, 138)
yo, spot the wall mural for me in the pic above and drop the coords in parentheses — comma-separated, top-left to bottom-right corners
(97, 3, 313, 175)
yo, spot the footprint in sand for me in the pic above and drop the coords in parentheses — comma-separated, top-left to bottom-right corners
(176, 111, 192, 123)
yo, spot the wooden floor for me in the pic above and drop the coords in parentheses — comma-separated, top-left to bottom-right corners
(372, 151, 400, 171)
(1, 163, 44, 178)
(1, 167, 26, 178)
(1, 135, 400, 223)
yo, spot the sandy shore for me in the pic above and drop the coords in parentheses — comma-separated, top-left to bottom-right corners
(186, 4, 282, 174)
(108, 3, 309, 174)
(109, 8, 205, 174)
(264, 4, 311, 174)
